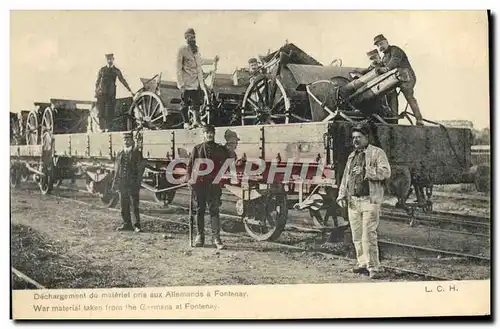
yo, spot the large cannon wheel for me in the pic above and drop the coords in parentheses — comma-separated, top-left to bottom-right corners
(241, 76, 291, 125)
(242, 186, 288, 241)
(129, 92, 183, 130)
(26, 110, 39, 145)
(41, 107, 54, 135)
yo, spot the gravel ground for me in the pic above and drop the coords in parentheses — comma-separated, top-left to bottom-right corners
(11, 183, 491, 288)
(11, 188, 396, 289)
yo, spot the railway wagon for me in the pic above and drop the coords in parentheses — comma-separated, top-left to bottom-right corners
(10, 118, 474, 241)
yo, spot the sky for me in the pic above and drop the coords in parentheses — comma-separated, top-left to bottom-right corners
(10, 10, 490, 129)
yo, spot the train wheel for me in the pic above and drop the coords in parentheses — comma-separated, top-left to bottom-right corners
(99, 178, 119, 208)
(38, 163, 54, 195)
(101, 190, 119, 208)
(243, 187, 288, 241)
(154, 190, 176, 204)
(26, 110, 38, 145)
(10, 165, 20, 188)
(241, 76, 290, 125)
(474, 164, 490, 193)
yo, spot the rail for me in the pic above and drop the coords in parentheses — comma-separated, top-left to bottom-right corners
(41, 185, 489, 281)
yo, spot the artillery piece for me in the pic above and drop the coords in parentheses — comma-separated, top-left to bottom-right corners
(24, 99, 92, 146)
(240, 42, 409, 126)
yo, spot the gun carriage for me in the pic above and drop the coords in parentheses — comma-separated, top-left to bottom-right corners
(9, 42, 478, 242)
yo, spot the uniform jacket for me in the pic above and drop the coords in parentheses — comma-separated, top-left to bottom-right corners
(381, 45, 416, 89)
(187, 141, 231, 185)
(338, 144, 391, 204)
(113, 147, 145, 191)
(95, 65, 131, 97)
(176, 45, 205, 91)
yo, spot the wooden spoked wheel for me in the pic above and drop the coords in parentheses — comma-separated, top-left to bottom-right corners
(130, 92, 183, 130)
(241, 76, 290, 125)
(26, 110, 38, 145)
(41, 130, 53, 153)
(41, 107, 54, 135)
(243, 188, 288, 241)
(130, 92, 165, 129)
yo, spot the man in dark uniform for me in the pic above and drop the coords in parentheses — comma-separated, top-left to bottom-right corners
(186, 125, 230, 249)
(95, 53, 134, 132)
(373, 34, 424, 125)
(113, 131, 145, 232)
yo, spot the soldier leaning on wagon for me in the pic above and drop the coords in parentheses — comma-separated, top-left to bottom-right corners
(113, 132, 146, 233)
(176, 28, 209, 129)
(373, 34, 424, 125)
(336, 123, 391, 279)
(186, 125, 231, 249)
(354, 49, 395, 117)
(248, 57, 263, 84)
(355, 49, 387, 76)
(95, 53, 134, 132)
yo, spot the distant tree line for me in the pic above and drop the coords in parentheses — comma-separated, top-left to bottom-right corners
(472, 128, 490, 145)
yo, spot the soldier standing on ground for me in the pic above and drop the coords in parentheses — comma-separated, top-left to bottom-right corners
(95, 54, 134, 132)
(176, 28, 208, 129)
(113, 131, 145, 233)
(373, 34, 424, 125)
(336, 123, 391, 279)
(186, 125, 230, 249)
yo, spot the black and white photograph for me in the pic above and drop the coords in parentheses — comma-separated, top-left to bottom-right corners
(8, 9, 491, 319)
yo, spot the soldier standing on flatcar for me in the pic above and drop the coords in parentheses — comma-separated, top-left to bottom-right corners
(176, 28, 208, 129)
(95, 53, 134, 132)
(113, 131, 145, 233)
(336, 123, 391, 279)
(186, 125, 230, 249)
(355, 49, 387, 76)
(373, 34, 424, 125)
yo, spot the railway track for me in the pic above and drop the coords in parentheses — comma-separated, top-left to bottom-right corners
(171, 188, 491, 237)
(23, 184, 490, 281)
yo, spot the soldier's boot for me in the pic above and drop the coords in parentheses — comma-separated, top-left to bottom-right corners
(195, 215, 205, 247)
(192, 110, 202, 128)
(211, 214, 225, 250)
(194, 233, 205, 247)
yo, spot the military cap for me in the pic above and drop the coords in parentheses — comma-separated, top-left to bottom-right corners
(224, 129, 240, 141)
(105, 53, 114, 59)
(122, 131, 133, 139)
(352, 123, 371, 137)
(366, 49, 379, 58)
(248, 57, 258, 64)
(373, 34, 387, 45)
(184, 28, 196, 37)
(202, 124, 215, 133)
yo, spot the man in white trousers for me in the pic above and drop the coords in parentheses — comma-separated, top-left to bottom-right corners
(336, 123, 391, 279)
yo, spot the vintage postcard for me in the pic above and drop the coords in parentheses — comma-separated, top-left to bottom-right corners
(8, 9, 491, 320)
